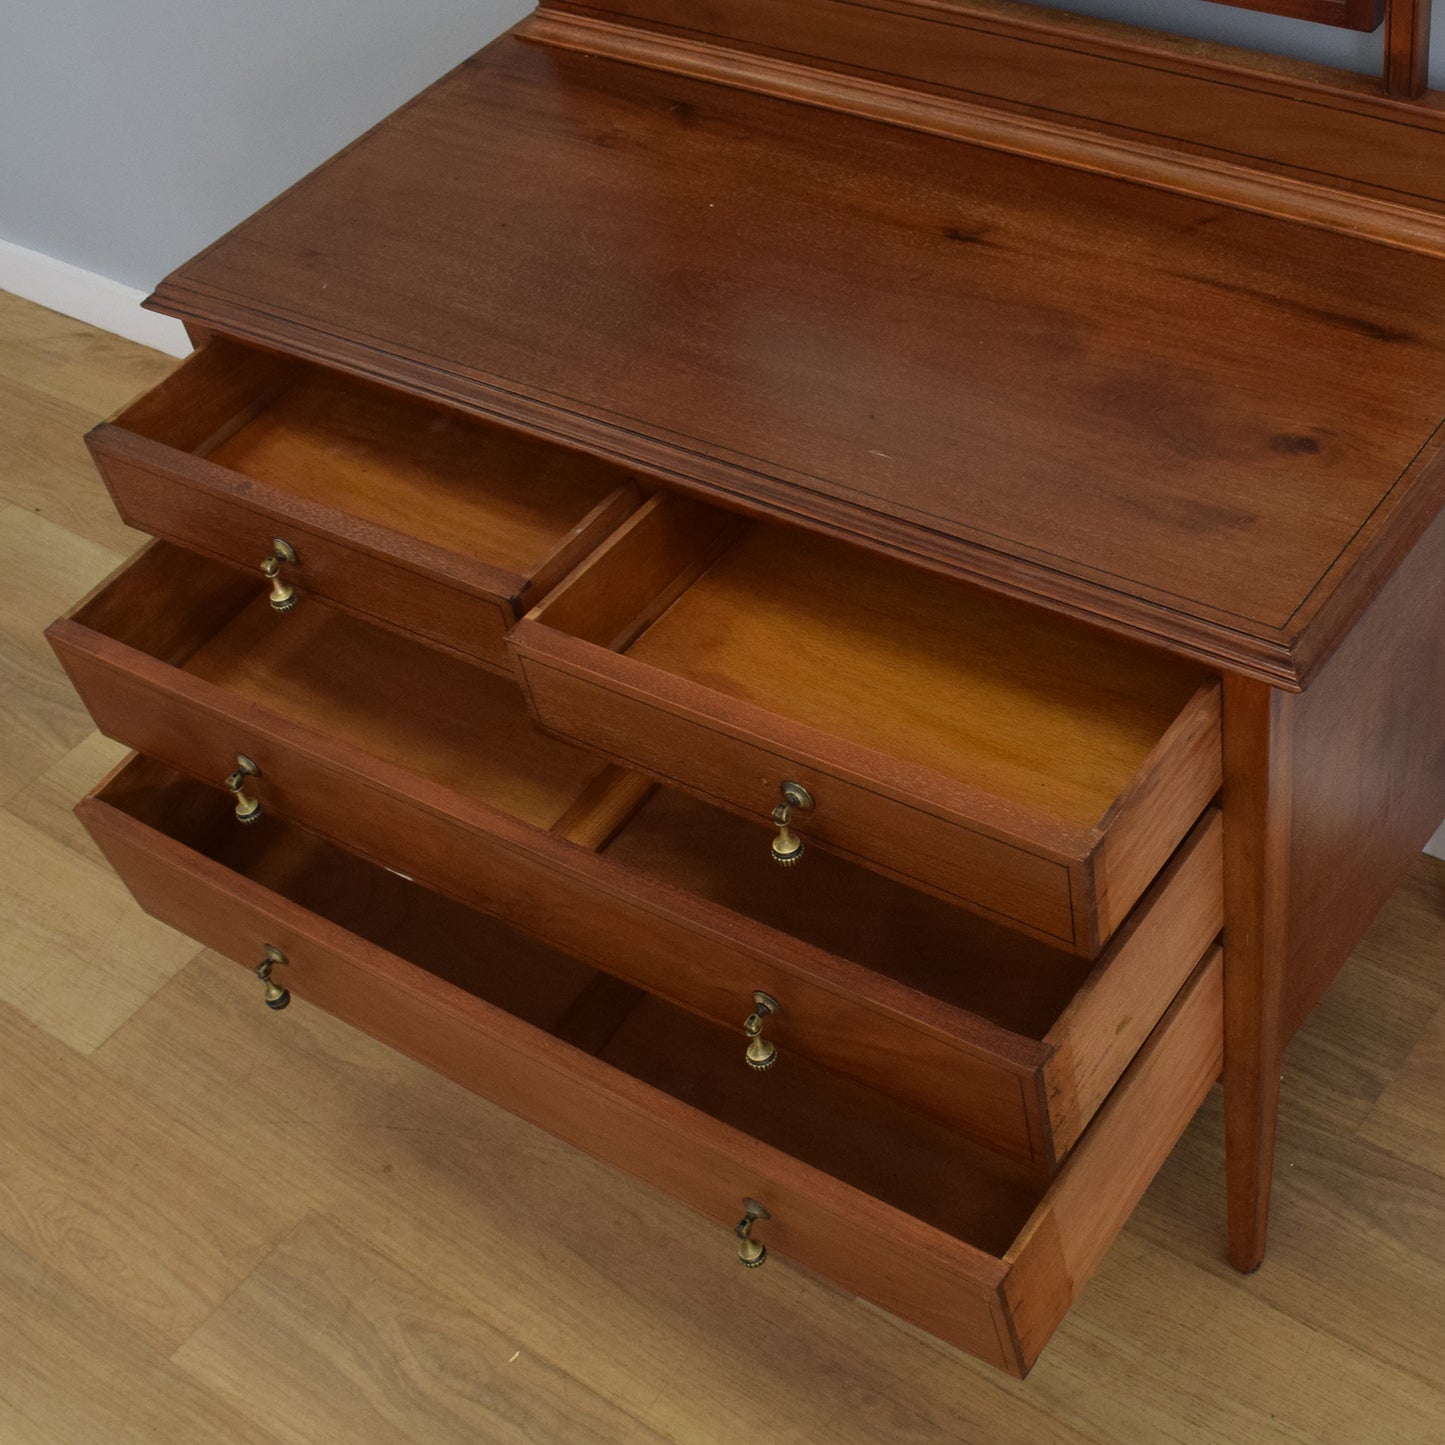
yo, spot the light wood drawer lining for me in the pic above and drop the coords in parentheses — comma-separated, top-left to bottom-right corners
(511, 491, 1223, 955)
(87, 336, 642, 666)
(46, 540, 1221, 1171)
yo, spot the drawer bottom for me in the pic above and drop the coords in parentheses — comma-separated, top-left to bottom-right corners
(79, 755, 1223, 1377)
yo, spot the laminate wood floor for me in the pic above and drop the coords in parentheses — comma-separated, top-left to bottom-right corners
(3, 289, 1444, 1443)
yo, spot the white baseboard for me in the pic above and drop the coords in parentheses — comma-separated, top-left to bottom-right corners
(0, 239, 192, 357)
(1428, 822, 1445, 861)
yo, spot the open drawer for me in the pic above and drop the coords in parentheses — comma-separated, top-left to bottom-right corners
(86, 338, 641, 667)
(79, 754, 1224, 1378)
(47, 543, 1220, 1170)
(509, 494, 1223, 955)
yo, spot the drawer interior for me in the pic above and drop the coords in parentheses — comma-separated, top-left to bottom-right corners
(529, 493, 1215, 828)
(112, 338, 639, 577)
(103, 759, 1043, 1254)
(601, 787, 1093, 1040)
(73, 542, 608, 829)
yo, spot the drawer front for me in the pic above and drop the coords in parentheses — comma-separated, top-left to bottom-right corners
(87, 338, 641, 669)
(47, 547, 1216, 1169)
(48, 613, 1050, 1161)
(92, 442, 513, 666)
(79, 765, 1224, 1377)
(509, 494, 1223, 957)
(515, 646, 1080, 945)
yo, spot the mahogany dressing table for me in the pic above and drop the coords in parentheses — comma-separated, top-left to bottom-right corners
(46, 0, 1445, 1376)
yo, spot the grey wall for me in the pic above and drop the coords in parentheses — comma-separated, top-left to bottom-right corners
(0, 0, 529, 292)
(0, 0, 1438, 293)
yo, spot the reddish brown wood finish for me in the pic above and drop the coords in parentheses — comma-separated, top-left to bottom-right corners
(146, 32, 1445, 688)
(1281, 494, 1445, 1043)
(1385, 0, 1433, 97)
(1221, 676, 1293, 1273)
(88, 339, 641, 668)
(1220, 0, 1383, 27)
(45, 544, 1220, 1169)
(76, 755, 1226, 1378)
(513, 495, 1221, 954)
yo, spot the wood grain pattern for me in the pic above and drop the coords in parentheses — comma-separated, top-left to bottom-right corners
(0, 505, 129, 805)
(83, 757, 1049, 1167)
(76, 757, 1222, 1376)
(528, 11, 1445, 261)
(47, 544, 1209, 1169)
(170, 1216, 669, 1445)
(1280, 493, 1445, 1043)
(89, 338, 642, 665)
(18, 291, 1445, 1443)
(516, 496, 1219, 953)
(148, 32, 1445, 687)
(1221, 676, 1293, 1272)
(0, 1232, 280, 1445)
(1002, 945, 1223, 1373)
(1385, 0, 1433, 97)
(551, 1, 1436, 154)
(1195, 0, 1383, 28)
(1042, 812, 1223, 1158)
(0, 290, 172, 555)
(49, 541, 607, 830)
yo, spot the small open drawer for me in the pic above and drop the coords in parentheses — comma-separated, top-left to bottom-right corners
(87, 338, 641, 667)
(45, 539, 624, 852)
(79, 754, 1224, 1378)
(510, 494, 1223, 955)
(47, 544, 1220, 1170)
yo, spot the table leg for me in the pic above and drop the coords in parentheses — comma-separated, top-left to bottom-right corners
(1221, 676, 1292, 1273)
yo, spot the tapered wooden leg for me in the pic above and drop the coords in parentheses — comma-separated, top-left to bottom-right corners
(1220, 676, 1293, 1273)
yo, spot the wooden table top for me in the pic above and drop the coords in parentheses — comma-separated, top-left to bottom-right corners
(149, 30, 1445, 687)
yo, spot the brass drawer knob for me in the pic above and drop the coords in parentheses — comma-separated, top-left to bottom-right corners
(260, 538, 299, 613)
(736, 1198, 771, 1268)
(255, 945, 290, 1010)
(744, 990, 780, 1071)
(225, 754, 263, 824)
(770, 780, 813, 867)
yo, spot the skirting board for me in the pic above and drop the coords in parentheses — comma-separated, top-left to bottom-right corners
(0, 238, 191, 358)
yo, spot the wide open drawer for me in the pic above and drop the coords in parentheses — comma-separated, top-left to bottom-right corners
(510, 493, 1223, 955)
(48, 545, 1220, 1170)
(79, 754, 1224, 1378)
(87, 338, 641, 667)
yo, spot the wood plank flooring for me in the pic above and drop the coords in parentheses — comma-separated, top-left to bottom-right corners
(2, 289, 1444, 1442)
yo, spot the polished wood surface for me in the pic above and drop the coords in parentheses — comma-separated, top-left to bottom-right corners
(556, 1, 1445, 179)
(145, 33, 1445, 687)
(603, 792, 1223, 1167)
(48, 542, 607, 829)
(1219, 0, 1382, 27)
(529, 8, 1445, 266)
(1221, 677, 1294, 1273)
(1282, 495, 1445, 1042)
(516, 495, 1220, 953)
(15, 293, 1445, 1438)
(90, 339, 640, 666)
(47, 534, 1213, 1167)
(76, 755, 1223, 1376)
(1385, 0, 1433, 97)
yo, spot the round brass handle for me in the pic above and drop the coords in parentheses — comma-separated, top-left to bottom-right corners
(255, 945, 290, 1010)
(225, 754, 263, 825)
(260, 538, 299, 613)
(744, 990, 780, 1071)
(736, 1197, 771, 1268)
(771, 780, 813, 867)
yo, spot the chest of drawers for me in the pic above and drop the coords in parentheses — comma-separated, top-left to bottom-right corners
(46, 0, 1445, 1379)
